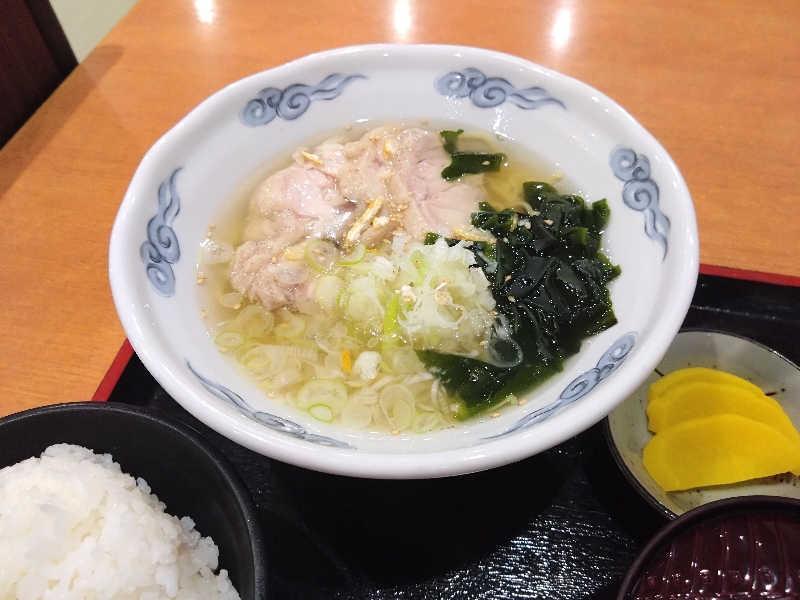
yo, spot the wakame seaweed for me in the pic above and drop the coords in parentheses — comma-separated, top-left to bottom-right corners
(418, 181, 620, 418)
(440, 129, 464, 154)
(440, 130, 505, 181)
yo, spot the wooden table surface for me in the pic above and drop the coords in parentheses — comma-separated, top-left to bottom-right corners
(1, 0, 798, 418)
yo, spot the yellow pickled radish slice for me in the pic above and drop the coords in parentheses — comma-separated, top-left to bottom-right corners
(648, 367, 763, 406)
(646, 381, 800, 443)
(642, 414, 800, 492)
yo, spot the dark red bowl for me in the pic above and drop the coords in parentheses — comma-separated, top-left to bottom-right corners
(617, 495, 800, 599)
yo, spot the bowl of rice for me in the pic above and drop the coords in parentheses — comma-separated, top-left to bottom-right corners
(0, 402, 266, 599)
(109, 44, 698, 478)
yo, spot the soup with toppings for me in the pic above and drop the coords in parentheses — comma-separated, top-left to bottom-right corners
(199, 124, 619, 433)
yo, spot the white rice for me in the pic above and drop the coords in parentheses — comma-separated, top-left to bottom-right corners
(0, 444, 241, 600)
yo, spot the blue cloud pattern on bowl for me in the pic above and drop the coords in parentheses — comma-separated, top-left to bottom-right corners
(186, 361, 352, 449)
(140, 168, 182, 297)
(435, 67, 565, 110)
(610, 147, 670, 259)
(240, 73, 365, 127)
(485, 332, 637, 440)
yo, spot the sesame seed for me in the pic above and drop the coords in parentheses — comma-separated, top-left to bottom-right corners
(504, 275, 511, 282)
(543, 219, 554, 226)
(507, 295, 516, 302)
(502, 237, 509, 243)
(481, 160, 490, 166)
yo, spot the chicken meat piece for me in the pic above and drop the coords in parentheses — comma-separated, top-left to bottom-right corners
(229, 241, 316, 312)
(384, 127, 485, 239)
(317, 126, 484, 243)
(242, 163, 351, 244)
(229, 125, 488, 312)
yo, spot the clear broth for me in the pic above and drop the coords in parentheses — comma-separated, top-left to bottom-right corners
(198, 123, 570, 433)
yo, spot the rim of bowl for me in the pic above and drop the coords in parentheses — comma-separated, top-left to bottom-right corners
(678, 327, 800, 372)
(615, 495, 800, 600)
(0, 402, 267, 597)
(603, 327, 800, 520)
(109, 43, 699, 478)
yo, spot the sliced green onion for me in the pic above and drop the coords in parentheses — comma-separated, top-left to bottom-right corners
(336, 288, 347, 309)
(274, 311, 306, 339)
(305, 239, 338, 272)
(214, 331, 244, 352)
(379, 384, 414, 431)
(382, 293, 400, 337)
(234, 340, 261, 361)
(385, 347, 423, 374)
(341, 402, 373, 429)
(346, 294, 383, 323)
(219, 291, 243, 309)
(234, 304, 266, 323)
(234, 305, 274, 338)
(410, 250, 428, 285)
(245, 313, 273, 339)
(412, 412, 441, 433)
(338, 243, 366, 265)
(410, 250, 427, 271)
(240, 345, 285, 378)
(296, 379, 348, 411)
(270, 357, 303, 389)
(314, 275, 344, 311)
(309, 404, 334, 423)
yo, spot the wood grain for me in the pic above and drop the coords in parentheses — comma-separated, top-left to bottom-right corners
(1, 0, 798, 417)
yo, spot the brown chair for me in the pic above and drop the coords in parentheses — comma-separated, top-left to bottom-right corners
(1, 0, 77, 147)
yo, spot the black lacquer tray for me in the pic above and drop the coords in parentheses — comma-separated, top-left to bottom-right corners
(107, 274, 800, 599)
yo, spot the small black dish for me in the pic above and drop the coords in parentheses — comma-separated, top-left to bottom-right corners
(603, 329, 800, 520)
(616, 495, 800, 599)
(0, 402, 267, 599)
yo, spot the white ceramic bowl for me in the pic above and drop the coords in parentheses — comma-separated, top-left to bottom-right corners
(607, 330, 800, 517)
(109, 44, 698, 478)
